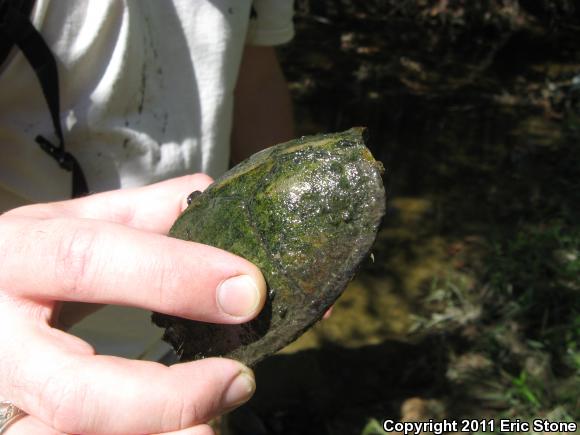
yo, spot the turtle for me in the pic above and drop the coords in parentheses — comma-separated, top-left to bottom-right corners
(152, 127, 386, 366)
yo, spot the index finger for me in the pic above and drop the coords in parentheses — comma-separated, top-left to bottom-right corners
(3, 174, 213, 234)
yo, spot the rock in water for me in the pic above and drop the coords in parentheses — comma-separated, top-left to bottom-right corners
(152, 128, 386, 366)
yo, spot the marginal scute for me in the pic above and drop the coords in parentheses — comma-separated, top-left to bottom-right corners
(152, 128, 387, 366)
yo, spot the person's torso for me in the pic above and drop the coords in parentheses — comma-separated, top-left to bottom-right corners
(0, 0, 254, 204)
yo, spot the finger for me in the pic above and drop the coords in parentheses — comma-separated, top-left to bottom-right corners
(0, 216, 266, 323)
(3, 174, 214, 234)
(323, 306, 334, 319)
(0, 320, 255, 435)
(7, 416, 215, 435)
(153, 424, 215, 435)
(1, 414, 66, 435)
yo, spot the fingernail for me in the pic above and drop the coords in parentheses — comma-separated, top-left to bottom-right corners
(223, 368, 256, 407)
(217, 275, 261, 317)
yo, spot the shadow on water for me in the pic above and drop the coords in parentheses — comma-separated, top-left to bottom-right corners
(227, 337, 449, 435)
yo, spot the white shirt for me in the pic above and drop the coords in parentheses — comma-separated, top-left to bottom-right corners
(0, 0, 294, 205)
(0, 0, 294, 360)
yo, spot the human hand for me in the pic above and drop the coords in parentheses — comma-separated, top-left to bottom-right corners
(0, 174, 267, 435)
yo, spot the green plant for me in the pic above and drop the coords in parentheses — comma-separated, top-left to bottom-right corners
(360, 418, 384, 435)
(487, 223, 580, 362)
(509, 370, 542, 409)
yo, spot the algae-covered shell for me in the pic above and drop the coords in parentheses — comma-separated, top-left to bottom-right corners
(152, 128, 386, 366)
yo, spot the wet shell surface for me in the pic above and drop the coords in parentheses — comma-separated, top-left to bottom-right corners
(152, 128, 386, 366)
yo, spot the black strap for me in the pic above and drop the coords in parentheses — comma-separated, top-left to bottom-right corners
(0, 0, 34, 63)
(0, 0, 88, 198)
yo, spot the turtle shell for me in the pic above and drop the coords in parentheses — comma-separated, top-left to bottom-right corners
(152, 128, 386, 366)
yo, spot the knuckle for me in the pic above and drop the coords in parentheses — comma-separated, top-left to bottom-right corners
(40, 371, 87, 433)
(102, 197, 136, 227)
(152, 258, 187, 315)
(180, 398, 211, 428)
(53, 220, 98, 298)
(185, 380, 223, 426)
(161, 388, 215, 430)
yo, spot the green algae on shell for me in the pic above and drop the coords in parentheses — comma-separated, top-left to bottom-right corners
(152, 128, 386, 366)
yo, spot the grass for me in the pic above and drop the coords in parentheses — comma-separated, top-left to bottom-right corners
(406, 221, 580, 427)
